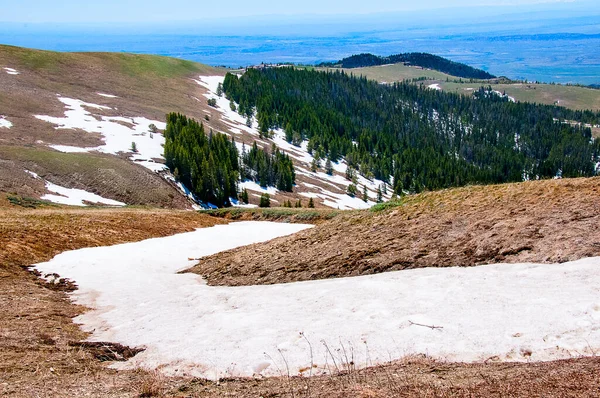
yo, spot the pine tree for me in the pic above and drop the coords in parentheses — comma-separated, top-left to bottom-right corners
(325, 159, 334, 175)
(295, 199, 302, 208)
(362, 185, 368, 202)
(347, 184, 357, 197)
(259, 193, 271, 208)
(240, 188, 249, 204)
(308, 198, 315, 208)
(377, 186, 383, 203)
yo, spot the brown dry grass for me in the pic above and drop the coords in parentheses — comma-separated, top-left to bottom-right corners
(190, 177, 600, 286)
(177, 355, 600, 397)
(0, 207, 224, 397)
(1, 203, 599, 397)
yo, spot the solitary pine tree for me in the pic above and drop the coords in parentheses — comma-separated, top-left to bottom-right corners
(259, 193, 271, 208)
(325, 159, 334, 175)
(308, 198, 315, 208)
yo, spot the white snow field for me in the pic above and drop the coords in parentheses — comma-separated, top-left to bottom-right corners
(0, 116, 12, 128)
(35, 95, 167, 172)
(25, 170, 125, 207)
(35, 222, 600, 379)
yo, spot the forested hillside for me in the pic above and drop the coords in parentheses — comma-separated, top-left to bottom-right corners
(223, 68, 600, 194)
(164, 113, 295, 206)
(320, 52, 496, 79)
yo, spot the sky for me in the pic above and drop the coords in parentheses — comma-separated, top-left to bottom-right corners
(0, 0, 586, 24)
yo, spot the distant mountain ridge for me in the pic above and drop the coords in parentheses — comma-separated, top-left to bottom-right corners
(320, 53, 496, 80)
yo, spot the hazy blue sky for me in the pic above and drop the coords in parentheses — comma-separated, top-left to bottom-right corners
(0, 0, 586, 23)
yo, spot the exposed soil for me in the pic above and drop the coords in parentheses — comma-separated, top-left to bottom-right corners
(190, 177, 600, 286)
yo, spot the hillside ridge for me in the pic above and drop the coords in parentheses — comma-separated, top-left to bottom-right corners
(320, 52, 496, 79)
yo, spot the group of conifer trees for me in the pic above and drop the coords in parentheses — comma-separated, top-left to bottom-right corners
(223, 67, 600, 195)
(163, 113, 295, 207)
(240, 142, 296, 191)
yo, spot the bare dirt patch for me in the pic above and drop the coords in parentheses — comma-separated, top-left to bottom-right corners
(190, 177, 600, 286)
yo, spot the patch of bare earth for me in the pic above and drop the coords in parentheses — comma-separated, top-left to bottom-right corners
(190, 177, 600, 287)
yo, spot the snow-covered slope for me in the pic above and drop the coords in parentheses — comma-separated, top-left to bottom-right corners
(36, 96, 167, 172)
(196, 75, 393, 209)
(35, 222, 600, 379)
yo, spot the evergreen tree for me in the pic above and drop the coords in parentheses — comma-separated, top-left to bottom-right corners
(308, 198, 315, 208)
(325, 159, 334, 175)
(295, 199, 302, 208)
(347, 184, 358, 197)
(223, 68, 600, 192)
(259, 193, 271, 208)
(377, 186, 383, 203)
(240, 188, 249, 204)
(362, 185, 368, 202)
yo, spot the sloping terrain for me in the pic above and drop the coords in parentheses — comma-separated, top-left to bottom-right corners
(0, 208, 224, 397)
(0, 45, 225, 208)
(189, 177, 600, 286)
(324, 61, 600, 112)
(0, 45, 390, 209)
(2, 189, 600, 397)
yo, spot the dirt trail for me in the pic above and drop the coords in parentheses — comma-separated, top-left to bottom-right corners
(190, 177, 600, 286)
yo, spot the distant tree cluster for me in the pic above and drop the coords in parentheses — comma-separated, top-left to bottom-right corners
(223, 68, 600, 195)
(164, 113, 239, 207)
(319, 52, 496, 80)
(240, 142, 296, 191)
(164, 113, 295, 207)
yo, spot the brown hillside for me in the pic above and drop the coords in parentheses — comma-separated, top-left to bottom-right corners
(189, 177, 600, 286)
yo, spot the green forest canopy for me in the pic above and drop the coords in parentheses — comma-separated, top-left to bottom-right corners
(164, 113, 295, 207)
(319, 52, 496, 80)
(223, 67, 600, 194)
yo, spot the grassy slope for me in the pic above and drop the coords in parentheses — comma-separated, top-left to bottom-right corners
(0, 45, 225, 208)
(190, 177, 600, 286)
(318, 63, 455, 83)
(319, 62, 600, 112)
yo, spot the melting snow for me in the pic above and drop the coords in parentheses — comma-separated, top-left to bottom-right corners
(428, 83, 442, 91)
(26, 170, 125, 207)
(97, 93, 118, 98)
(195, 75, 390, 209)
(36, 96, 167, 172)
(33, 223, 600, 378)
(0, 116, 12, 129)
(3, 67, 19, 75)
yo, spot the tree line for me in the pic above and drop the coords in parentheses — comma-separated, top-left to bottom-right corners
(223, 68, 600, 195)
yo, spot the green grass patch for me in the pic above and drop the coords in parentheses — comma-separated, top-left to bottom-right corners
(6, 194, 56, 209)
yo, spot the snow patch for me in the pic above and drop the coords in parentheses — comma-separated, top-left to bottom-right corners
(97, 93, 118, 98)
(34, 224, 600, 379)
(3, 67, 19, 75)
(0, 116, 12, 129)
(239, 180, 278, 196)
(36, 96, 167, 172)
(428, 83, 442, 91)
(26, 169, 125, 207)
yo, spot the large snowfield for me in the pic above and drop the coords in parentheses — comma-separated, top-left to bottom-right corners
(35, 222, 600, 379)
